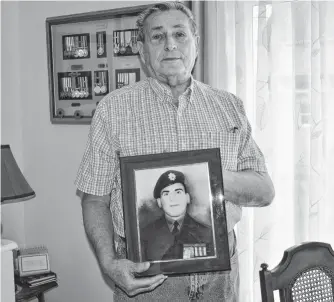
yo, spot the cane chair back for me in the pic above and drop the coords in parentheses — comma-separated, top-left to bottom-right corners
(259, 242, 334, 302)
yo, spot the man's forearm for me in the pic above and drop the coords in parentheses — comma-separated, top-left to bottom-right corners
(81, 193, 116, 271)
(223, 170, 275, 207)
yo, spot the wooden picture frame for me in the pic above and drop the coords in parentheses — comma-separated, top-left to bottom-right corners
(120, 148, 230, 276)
(45, 4, 151, 124)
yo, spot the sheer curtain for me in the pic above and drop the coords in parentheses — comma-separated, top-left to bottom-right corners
(192, 1, 334, 301)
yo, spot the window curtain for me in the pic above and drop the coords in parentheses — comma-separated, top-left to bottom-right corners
(192, 1, 334, 301)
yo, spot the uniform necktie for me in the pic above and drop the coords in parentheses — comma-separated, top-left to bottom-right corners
(172, 221, 179, 235)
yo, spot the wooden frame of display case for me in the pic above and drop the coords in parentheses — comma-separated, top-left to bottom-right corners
(45, 5, 152, 124)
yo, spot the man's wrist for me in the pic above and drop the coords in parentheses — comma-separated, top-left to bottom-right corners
(98, 251, 117, 273)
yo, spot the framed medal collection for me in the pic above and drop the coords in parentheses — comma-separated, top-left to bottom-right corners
(46, 5, 151, 124)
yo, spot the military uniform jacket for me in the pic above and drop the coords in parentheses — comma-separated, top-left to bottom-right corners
(140, 213, 214, 262)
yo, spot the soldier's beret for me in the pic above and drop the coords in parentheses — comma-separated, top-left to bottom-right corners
(153, 170, 187, 199)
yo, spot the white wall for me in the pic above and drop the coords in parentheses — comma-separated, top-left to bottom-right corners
(1, 1, 26, 244)
(1, 2, 154, 301)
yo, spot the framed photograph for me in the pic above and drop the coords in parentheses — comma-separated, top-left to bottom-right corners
(120, 148, 230, 276)
(45, 5, 151, 124)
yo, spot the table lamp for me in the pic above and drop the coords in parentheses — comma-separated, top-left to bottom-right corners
(1, 144, 35, 302)
(1, 144, 35, 204)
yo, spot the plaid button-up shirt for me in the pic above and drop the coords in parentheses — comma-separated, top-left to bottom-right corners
(75, 77, 267, 238)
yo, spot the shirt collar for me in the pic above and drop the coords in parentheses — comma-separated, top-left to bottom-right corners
(165, 214, 185, 232)
(148, 76, 195, 101)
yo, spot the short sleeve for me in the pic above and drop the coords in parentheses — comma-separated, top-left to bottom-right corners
(75, 102, 120, 195)
(234, 96, 267, 172)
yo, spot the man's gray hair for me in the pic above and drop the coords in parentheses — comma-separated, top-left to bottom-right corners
(136, 1, 198, 42)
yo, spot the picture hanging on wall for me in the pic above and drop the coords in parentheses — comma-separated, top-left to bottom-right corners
(45, 5, 151, 125)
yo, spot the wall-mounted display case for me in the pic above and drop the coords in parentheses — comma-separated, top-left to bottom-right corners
(46, 5, 151, 124)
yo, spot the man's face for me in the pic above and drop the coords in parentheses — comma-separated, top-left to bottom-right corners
(138, 10, 199, 84)
(157, 183, 190, 219)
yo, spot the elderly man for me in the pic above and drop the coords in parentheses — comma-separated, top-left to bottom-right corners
(75, 2, 275, 301)
(140, 170, 214, 262)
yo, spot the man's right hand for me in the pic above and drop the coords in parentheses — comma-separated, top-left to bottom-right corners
(102, 259, 167, 297)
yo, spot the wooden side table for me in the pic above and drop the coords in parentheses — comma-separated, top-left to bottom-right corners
(15, 281, 58, 302)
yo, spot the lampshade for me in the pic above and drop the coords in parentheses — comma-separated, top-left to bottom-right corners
(1, 145, 35, 204)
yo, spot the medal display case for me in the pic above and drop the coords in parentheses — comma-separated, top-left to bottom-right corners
(46, 5, 151, 124)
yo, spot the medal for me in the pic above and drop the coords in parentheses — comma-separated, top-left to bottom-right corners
(77, 36, 83, 57)
(67, 37, 71, 57)
(97, 47, 104, 55)
(63, 78, 68, 98)
(63, 37, 67, 57)
(78, 77, 84, 98)
(60, 77, 65, 98)
(100, 72, 107, 93)
(63, 81, 67, 98)
(67, 37, 72, 57)
(68, 37, 73, 58)
(125, 30, 131, 54)
(124, 73, 129, 86)
(74, 36, 79, 57)
(97, 33, 104, 56)
(121, 73, 124, 88)
(66, 78, 71, 98)
(100, 86, 107, 94)
(94, 85, 101, 94)
(120, 31, 126, 54)
(71, 76, 76, 98)
(114, 44, 119, 54)
(118, 73, 124, 88)
(82, 36, 88, 57)
(83, 77, 89, 97)
(117, 73, 121, 89)
(131, 45, 138, 54)
(131, 30, 139, 54)
(94, 72, 100, 94)
(113, 32, 119, 54)
(64, 37, 69, 57)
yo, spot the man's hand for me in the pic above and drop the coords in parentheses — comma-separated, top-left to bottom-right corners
(102, 258, 167, 297)
(81, 193, 167, 296)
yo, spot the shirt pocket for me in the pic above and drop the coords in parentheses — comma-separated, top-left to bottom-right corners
(186, 131, 241, 171)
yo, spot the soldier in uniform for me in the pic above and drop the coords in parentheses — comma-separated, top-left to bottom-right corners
(140, 170, 214, 261)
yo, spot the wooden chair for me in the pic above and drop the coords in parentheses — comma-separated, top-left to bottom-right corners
(259, 241, 334, 302)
